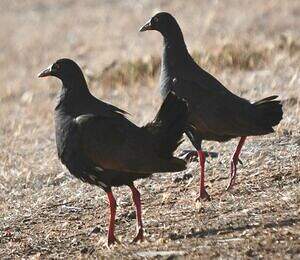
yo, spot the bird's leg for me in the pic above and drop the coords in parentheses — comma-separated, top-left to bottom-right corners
(106, 191, 119, 246)
(196, 150, 211, 201)
(226, 137, 247, 190)
(184, 129, 210, 200)
(129, 185, 144, 243)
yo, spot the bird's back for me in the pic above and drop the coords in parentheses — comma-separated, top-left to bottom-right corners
(160, 46, 234, 98)
(172, 78, 282, 139)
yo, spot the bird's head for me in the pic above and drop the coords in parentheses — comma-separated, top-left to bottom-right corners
(38, 58, 84, 81)
(139, 12, 182, 39)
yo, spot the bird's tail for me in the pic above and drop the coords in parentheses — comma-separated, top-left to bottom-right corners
(145, 92, 188, 171)
(253, 95, 283, 133)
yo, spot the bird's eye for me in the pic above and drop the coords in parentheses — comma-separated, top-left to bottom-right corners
(153, 17, 159, 23)
(53, 63, 60, 70)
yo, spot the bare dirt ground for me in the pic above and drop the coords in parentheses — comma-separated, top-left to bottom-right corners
(0, 0, 299, 259)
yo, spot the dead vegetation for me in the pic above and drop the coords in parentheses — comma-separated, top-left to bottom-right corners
(100, 39, 300, 87)
(0, 0, 299, 259)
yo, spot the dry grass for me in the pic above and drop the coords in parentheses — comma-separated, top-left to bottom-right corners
(100, 38, 300, 87)
(0, 0, 299, 259)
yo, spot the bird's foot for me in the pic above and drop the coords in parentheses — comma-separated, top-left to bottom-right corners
(204, 151, 219, 158)
(107, 235, 121, 247)
(131, 228, 144, 244)
(179, 150, 198, 162)
(226, 177, 236, 191)
(196, 189, 211, 201)
(226, 158, 239, 190)
(179, 150, 218, 162)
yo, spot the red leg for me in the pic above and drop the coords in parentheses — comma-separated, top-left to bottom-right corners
(129, 185, 144, 243)
(226, 137, 247, 190)
(196, 150, 211, 201)
(106, 191, 119, 246)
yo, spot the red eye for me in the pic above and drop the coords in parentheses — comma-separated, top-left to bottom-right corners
(53, 63, 60, 70)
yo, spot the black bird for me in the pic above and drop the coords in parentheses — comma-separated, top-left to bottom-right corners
(38, 58, 188, 245)
(140, 12, 283, 200)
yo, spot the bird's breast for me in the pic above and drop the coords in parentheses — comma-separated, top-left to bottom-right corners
(54, 111, 76, 161)
(159, 61, 175, 98)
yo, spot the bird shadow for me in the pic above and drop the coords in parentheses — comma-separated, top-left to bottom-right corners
(169, 217, 299, 241)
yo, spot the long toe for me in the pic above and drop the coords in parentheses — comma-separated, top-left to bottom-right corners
(131, 228, 144, 244)
(204, 151, 219, 158)
(179, 150, 199, 162)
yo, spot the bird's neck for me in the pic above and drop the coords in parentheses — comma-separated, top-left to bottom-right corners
(55, 77, 91, 113)
(162, 30, 190, 65)
(159, 33, 190, 97)
(164, 28, 187, 48)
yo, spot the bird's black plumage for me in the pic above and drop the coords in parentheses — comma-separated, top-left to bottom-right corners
(140, 12, 283, 199)
(38, 58, 188, 245)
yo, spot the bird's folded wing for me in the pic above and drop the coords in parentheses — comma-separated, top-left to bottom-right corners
(98, 99, 130, 117)
(177, 62, 233, 95)
(172, 77, 258, 136)
(88, 96, 130, 119)
(74, 114, 175, 174)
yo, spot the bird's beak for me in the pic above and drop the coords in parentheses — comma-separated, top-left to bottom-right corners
(139, 20, 153, 32)
(38, 65, 53, 78)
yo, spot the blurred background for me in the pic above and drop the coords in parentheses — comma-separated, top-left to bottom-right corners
(0, 0, 299, 258)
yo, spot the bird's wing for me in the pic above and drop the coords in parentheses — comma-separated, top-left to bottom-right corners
(172, 77, 258, 136)
(88, 95, 130, 119)
(74, 114, 181, 174)
(175, 57, 233, 95)
(100, 101, 130, 116)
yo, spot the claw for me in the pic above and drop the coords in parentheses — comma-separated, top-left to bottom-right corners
(179, 150, 218, 162)
(179, 150, 198, 162)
